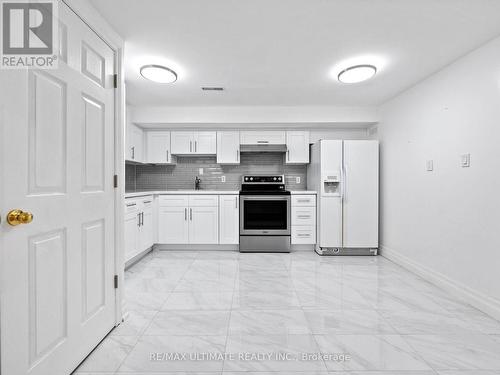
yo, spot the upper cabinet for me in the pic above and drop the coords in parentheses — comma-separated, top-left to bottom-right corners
(126, 123, 144, 162)
(217, 131, 240, 164)
(171, 131, 216, 155)
(240, 130, 286, 145)
(146, 131, 173, 164)
(286, 131, 310, 164)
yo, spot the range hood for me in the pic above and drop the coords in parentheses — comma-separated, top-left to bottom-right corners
(240, 144, 287, 153)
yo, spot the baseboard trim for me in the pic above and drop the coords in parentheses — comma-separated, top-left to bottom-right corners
(380, 245, 500, 321)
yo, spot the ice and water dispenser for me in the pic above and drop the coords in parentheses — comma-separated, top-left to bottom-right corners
(321, 172, 341, 196)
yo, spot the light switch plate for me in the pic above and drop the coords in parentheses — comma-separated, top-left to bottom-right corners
(199, 168, 204, 175)
(461, 153, 470, 167)
(296, 176, 301, 184)
(221, 175, 226, 182)
(426, 160, 434, 171)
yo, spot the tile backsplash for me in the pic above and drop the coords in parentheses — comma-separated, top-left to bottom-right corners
(126, 153, 307, 192)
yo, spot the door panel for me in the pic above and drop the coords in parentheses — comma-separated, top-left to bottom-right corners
(0, 3, 116, 374)
(189, 206, 218, 244)
(342, 140, 379, 248)
(171, 131, 193, 154)
(159, 207, 189, 244)
(219, 195, 239, 244)
(29, 71, 67, 194)
(217, 131, 239, 164)
(194, 131, 216, 154)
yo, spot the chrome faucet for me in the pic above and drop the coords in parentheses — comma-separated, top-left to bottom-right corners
(195, 176, 201, 190)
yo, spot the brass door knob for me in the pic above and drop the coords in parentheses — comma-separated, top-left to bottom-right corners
(7, 209, 34, 226)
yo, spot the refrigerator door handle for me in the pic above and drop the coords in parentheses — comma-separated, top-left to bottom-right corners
(343, 162, 347, 203)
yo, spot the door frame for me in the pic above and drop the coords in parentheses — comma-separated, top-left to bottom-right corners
(62, 0, 125, 326)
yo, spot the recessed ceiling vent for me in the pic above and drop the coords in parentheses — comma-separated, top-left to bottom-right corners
(201, 87, 224, 91)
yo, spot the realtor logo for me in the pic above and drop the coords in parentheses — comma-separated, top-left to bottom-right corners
(1, 0, 58, 68)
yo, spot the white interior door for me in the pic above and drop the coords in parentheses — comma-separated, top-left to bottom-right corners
(342, 140, 379, 248)
(0, 3, 116, 374)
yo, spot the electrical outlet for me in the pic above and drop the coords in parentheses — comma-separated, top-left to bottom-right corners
(296, 176, 301, 184)
(221, 175, 226, 183)
(461, 153, 470, 167)
(426, 160, 434, 172)
(198, 168, 204, 175)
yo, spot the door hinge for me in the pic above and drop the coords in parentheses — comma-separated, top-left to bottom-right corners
(114, 275, 118, 289)
(113, 174, 118, 188)
(113, 74, 118, 89)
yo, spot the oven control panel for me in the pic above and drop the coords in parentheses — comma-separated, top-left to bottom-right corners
(242, 175, 284, 183)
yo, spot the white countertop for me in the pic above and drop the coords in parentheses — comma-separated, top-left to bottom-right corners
(125, 190, 239, 198)
(125, 190, 317, 199)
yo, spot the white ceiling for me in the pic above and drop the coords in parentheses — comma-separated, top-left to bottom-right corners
(90, 0, 500, 107)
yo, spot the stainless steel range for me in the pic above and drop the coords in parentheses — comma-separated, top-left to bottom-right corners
(239, 175, 291, 253)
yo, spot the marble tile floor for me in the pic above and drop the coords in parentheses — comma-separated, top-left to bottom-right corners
(74, 250, 500, 375)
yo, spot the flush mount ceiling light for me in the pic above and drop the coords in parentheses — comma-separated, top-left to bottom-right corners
(337, 64, 377, 84)
(140, 64, 177, 83)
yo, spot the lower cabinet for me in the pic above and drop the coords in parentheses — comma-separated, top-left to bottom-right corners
(291, 194, 317, 244)
(124, 196, 154, 262)
(189, 206, 219, 244)
(159, 195, 219, 244)
(219, 195, 239, 244)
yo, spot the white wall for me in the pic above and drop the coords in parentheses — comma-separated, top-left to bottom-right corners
(378, 36, 500, 318)
(130, 105, 378, 125)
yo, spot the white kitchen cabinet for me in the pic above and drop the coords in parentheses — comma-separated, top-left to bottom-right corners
(219, 195, 239, 244)
(195, 131, 217, 154)
(146, 131, 173, 164)
(188, 206, 219, 244)
(125, 196, 154, 263)
(127, 123, 144, 162)
(217, 131, 240, 164)
(159, 205, 189, 244)
(170, 131, 193, 154)
(139, 199, 154, 250)
(291, 194, 316, 245)
(158, 194, 219, 244)
(240, 130, 286, 145)
(170, 131, 216, 155)
(286, 131, 310, 164)
(124, 203, 139, 261)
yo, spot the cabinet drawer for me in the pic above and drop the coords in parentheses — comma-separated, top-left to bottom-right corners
(125, 199, 139, 213)
(292, 226, 316, 244)
(292, 194, 316, 207)
(240, 131, 285, 145)
(158, 195, 189, 207)
(292, 207, 316, 226)
(188, 195, 218, 207)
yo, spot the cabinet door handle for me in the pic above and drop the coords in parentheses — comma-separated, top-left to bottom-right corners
(131, 146, 135, 159)
(297, 233, 310, 237)
(137, 213, 140, 227)
(126, 203, 136, 207)
(287, 150, 290, 161)
(236, 150, 239, 161)
(166, 149, 169, 162)
(257, 140, 269, 144)
(195, 141, 197, 152)
(184, 208, 187, 221)
(190, 141, 192, 152)
(235, 196, 238, 209)
(297, 215, 310, 218)
(190, 208, 192, 221)
(141, 212, 144, 226)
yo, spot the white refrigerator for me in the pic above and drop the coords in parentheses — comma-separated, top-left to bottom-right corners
(307, 140, 379, 255)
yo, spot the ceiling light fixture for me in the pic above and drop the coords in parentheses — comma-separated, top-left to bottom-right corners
(140, 64, 177, 83)
(337, 64, 377, 84)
